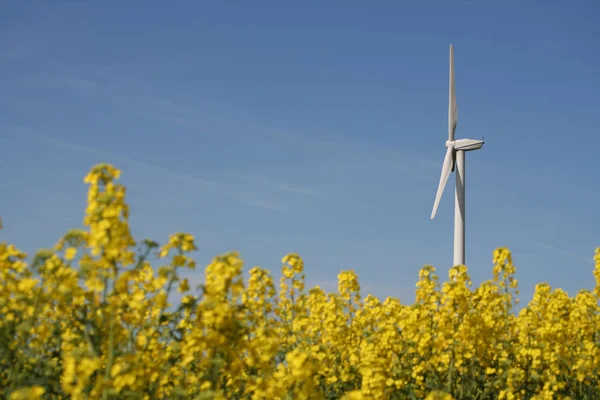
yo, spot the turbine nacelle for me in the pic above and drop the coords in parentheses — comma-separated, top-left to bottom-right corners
(452, 138, 484, 151)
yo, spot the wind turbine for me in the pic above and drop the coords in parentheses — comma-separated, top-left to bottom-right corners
(430, 44, 484, 267)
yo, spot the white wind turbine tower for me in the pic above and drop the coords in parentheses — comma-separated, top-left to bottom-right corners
(430, 44, 484, 267)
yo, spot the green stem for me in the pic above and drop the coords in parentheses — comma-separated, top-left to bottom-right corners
(102, 261, 118, 400)
(102, 306, 115, 400)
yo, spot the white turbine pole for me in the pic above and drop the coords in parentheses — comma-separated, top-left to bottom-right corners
(454, 149, 465, 266)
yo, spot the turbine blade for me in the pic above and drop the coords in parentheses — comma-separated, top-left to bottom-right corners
(449, 44, 458, 141)
(431, 146, 454, 219)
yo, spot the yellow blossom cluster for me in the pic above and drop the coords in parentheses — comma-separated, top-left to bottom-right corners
(1, 163, 600, 400)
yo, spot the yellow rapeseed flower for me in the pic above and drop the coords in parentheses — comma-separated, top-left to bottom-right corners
(1, 163, 599, 400)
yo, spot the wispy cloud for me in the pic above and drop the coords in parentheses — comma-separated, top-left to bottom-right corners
(24, 72, 439, 171)
(237, 175, 344, 202)
(19, 72, 436, 213)
(7, 125, 300, 212)
(62, 77, 98, 91)
(527, 238, 594, 265)
(26, 74, 308, 146)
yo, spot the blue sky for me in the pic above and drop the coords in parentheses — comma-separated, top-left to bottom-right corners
(1, 1, 599, 305)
